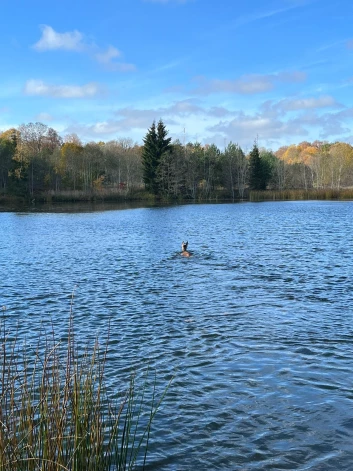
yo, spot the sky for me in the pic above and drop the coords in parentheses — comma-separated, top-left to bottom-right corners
(1, 0, 353, 151)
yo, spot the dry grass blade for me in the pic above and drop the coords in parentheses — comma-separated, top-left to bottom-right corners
(0, 306, 169, 471)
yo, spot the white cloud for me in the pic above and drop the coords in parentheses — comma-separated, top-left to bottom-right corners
(33, 25, 84, 51)
(206, 100, 353, 148)
(64, 101, 353, 148)
(208, 111, 308, 148)
(196, 76, 274, 95)
(112, 100, 230, 121)
(63, 100, 230, 139)
(60, 94, 353, 149)
(114, 63, 137, 72)
(190, 71, 307, 96)
(32, 25, 136, 71)
(95, 45, 121, 64)
(35, 112, 53, 122)
(24, 80, 101, 98)
(278, 95, 339, 111)
(277, 71, 307, 83)
(94, 46, 136, 71)
(259, 95, 341, 117)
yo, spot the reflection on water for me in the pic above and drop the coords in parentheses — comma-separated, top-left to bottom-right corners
(1, 201, 353, 470)
(0, 200, 169, 213)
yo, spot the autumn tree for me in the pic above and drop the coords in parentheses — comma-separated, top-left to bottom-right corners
(59, 142, 84, 190)
(80, 142, 105, 191)
(307, 141, 331, 189)
(234, 145, 248, 199)
(283, 144, 311, 189)
(104, 139, 142, 191)
(222, 142, 247, 200)
(328, 143, 353, 189)
(123, 143, 143, 191)
(142, 119, 172, 195)
(184, 142, 203, 199)
(200, 144, 221, 198)
(270, 147, 288, 190)
(16, 122, 62, 195)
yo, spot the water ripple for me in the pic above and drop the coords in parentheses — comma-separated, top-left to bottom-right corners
(1, 201, 353, 470)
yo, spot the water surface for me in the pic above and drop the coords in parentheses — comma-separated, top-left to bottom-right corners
(1, 201, 353, 470)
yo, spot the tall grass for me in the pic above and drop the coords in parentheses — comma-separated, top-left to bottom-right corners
(0, 308, 167, 471)
(43, 188, 151, 203)
(249, 188, 353, 201)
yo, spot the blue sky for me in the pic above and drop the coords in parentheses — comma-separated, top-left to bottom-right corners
(1, 0, 353, 150)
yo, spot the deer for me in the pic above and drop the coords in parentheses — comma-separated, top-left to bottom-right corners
(181, 241, 191, 257)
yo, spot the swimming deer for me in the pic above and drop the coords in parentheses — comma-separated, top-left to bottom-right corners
(181, 241, 191, 257)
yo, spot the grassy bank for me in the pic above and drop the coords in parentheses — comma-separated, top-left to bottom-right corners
(0, 308, 167, 471)
(1, 188, 353, 209)
(45, 189, 156, 203)
(249, 188, 353, 201)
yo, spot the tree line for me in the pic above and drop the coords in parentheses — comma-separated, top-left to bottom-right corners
(1, 120, 353, 201)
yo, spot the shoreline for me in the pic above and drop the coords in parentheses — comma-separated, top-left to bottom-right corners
(1, 188, 353, 213)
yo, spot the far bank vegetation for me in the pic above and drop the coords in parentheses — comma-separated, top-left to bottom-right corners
(1, 120, 353, 203)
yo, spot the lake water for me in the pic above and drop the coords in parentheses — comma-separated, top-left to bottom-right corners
(1, 201, 353, 470)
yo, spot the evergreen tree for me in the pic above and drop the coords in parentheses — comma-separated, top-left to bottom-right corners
(142, 119, 172, 194)
(248, 142, 268, 190)
(260, 150, 277, 188)
(0, 132, 17, 195)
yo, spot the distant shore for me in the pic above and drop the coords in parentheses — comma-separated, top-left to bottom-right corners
(1, 188, 353, 212)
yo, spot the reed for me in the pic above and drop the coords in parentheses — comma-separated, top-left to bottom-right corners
(0, 310, 167, 471)
(250, 188, 353, 201)
(43, 188, 152, 203)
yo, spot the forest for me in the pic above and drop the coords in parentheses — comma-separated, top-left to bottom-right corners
(1, 120, 353, 202)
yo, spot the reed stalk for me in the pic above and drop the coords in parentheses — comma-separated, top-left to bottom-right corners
(250, 188, 353, 201)
(0, 310, 167, 471)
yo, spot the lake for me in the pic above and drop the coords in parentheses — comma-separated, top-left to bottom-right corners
(1, 201, 353, 470)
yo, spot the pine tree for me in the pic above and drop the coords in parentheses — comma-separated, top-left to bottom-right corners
(0, 132, 17, 195)
(142, 119, 172, 195)
(248, 142, 267, 190)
